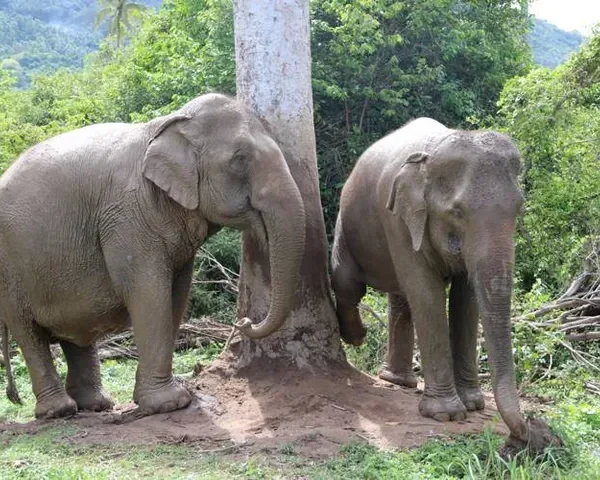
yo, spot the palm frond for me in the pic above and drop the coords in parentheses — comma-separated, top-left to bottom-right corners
(94, 7, 113, 30)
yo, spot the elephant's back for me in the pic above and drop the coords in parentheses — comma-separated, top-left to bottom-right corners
(342, 118, 449, 207)
(0, 122, 145, 228)
(336, 118, 451, 292)
(368, 117, 449, 160)
(0, 122, 143, 279)
(0, 123, 142, 190)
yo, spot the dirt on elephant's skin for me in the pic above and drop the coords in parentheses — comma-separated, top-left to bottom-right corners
(0, 360, 507, 458)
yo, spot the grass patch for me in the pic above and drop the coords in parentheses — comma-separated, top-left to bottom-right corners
(0, 342, 224, 422)
(2, 422, 598, 479)
(0, 427, 246, 479)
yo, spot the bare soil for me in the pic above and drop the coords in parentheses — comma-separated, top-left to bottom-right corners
(0, 358, 508, 459)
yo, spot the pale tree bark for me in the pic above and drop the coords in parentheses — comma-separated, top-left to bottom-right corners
(232, 0, 345, 368)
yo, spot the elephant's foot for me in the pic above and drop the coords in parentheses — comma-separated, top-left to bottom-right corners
(378, 365, 418, 388)
(457, 386, 484, 411)
(419, 392, 467, 422)
(134, 379, 191, 415)
(67, 386, 114, 412)
(35, 392, 78, 419)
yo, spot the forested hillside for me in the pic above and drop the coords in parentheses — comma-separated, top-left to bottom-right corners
(530, 18, 586, 68)
(0, 0, 162, 86)
(0, 1, 587, 89)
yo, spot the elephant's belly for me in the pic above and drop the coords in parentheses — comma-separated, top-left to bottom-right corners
(32, 287, 131, 346)
(51, 307, 131, 346)
(40, 304, 131, 346)
(363, 270, 401, 295)
(358, 251, 401, 294)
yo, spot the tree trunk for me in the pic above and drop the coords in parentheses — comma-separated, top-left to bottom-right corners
(231, 0, 345, 368)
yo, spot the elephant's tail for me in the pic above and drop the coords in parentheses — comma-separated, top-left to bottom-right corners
(1, 321, 21, 405)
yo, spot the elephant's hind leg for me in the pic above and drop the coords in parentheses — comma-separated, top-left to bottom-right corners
(0, 298, 76, 418)
(61, 341, 114, 412)
(378, 294, 417, 388)
(449, 274, 484, 411)
(331, 242, 367, 346)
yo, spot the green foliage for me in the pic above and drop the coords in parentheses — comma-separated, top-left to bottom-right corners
(497, 31, 600, 293)
(188, 229, 241, 322)
(98, 0, 235, 122)
(343, 289, 388, 375)
(0, 8, 97, 87)
(312, 0, 532, 236)
(530, 18, 586, 69)
(323, 428, 581, 479)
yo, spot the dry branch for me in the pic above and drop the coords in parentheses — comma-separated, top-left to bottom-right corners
(96, 318, 230, 361)
(193, 247, 240, 294)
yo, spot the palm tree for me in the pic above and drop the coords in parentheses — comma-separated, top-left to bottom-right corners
(94, 0, 148, 49)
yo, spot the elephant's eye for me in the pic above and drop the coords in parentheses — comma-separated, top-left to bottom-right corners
(448, 233, 462, 255)
(451, 206, 464, 219)
(230, 153, 248, 174)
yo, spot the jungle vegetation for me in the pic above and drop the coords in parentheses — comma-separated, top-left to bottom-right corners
(0, 1, 599, 477)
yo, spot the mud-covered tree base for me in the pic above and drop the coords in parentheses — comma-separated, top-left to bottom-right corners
(229, 304, 346, 370)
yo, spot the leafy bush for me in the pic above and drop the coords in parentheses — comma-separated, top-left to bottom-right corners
(497, 33, 600, 294)
(188, 229, 241, 323)
(343, 290, 388, 375)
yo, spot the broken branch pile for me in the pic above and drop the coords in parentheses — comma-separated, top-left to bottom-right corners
(514, 244, 600, 344)
(96, 318, 232, 361)
(512, 243, 600, 378)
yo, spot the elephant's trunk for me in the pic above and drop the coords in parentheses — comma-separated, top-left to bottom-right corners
(468, 221, 528, 442)
(236, 153, 306, 339)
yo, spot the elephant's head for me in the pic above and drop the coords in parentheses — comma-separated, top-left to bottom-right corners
(387, 131, 535, 443)
(143, 93, 306, 339)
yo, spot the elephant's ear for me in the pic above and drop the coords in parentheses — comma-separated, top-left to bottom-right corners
(143, 113, 199, 210)
(386, 151, 429, 251)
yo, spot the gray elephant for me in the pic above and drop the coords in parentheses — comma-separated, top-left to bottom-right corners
(0, 93, 305, 418)
(332, 118, 545, 446)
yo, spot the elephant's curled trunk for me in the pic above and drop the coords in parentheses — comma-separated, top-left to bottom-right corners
(235, 175, 306, 339)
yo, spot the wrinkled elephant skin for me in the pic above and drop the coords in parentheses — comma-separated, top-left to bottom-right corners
(0, 93, 305, 418)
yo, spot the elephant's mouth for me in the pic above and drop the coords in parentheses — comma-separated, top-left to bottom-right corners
(242, 210, 269, 252)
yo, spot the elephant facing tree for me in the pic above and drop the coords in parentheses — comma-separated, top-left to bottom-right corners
(0, 93, 305, 418)
(331, 118, 559, 451)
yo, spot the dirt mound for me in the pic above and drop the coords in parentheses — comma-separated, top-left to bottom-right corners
(0, 359, 507, 458)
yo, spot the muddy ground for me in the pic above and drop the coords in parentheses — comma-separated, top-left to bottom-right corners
(0, 359, 509, 459)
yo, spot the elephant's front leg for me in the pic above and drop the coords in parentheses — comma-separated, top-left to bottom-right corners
(378, 294, 417, 388)
(399, 265, 467, 421)
(61, 341, 114, 412)
(125, 266, 192, 414)
(449, 274, 484, 411)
